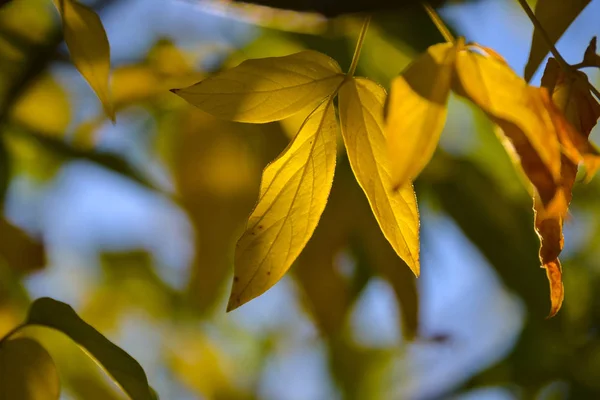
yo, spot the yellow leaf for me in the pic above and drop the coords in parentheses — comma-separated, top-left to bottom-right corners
(10, 75, 70, 136)
(228, 97, 338, 310)
(172, 51, 344, 123)
(339, 78, 419, 276)
(524, 0, 591, 81)
(454, 50, 563, 205)
(385, 42, 455, 189)
(0, 338, 60, 400)
(53, 0, 114, 121)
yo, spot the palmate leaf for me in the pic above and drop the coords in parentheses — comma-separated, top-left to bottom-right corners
(0, 338, 60, 400)
(52, 0, 114, 121)
(385, 42, 456, 190)
(227, 97, 338, 311)
(172, 51, 344, 123)
(338, 78, 419, 276)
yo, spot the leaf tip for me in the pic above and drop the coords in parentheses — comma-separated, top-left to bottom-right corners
(544, 260, 564, 319)
(226, 297, 241, 313)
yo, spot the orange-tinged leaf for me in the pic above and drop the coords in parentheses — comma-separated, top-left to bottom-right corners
(524, 0, 591, 81)
(543, 259, 564, 318)
(385, 42, 455, 189)
(171, 51, 344, 123)
(53, 0, 114, 121)
(542, 59, 600, 177)
(454, 50, 563, 206)
(532, 53, 600, 317)
(227, 97, 338, 311)
(339, 78, 420, 276)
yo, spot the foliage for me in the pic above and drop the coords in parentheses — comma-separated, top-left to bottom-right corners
(1, 0, 600, 398)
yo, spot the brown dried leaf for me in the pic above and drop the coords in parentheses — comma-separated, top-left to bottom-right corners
(533, 56, 600, 316)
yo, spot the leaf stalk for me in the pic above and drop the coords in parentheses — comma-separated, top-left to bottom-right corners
(517, 0, 600, 101)
(347, 16, 371, 77)
(423, 2, 454, 44)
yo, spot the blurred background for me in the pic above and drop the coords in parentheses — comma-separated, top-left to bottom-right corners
(0, 0, 600, 398)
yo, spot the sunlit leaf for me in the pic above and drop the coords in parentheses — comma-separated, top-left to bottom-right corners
(26, 298, 155, 400)
(524, 0, 591, 81)
(339, 78, 419, 276)
(385, 42, 455, 189)
(228, 97, 338, 310)
(53, 0, 114, 121)
(454, 50, 563, 207)
(0, 338, 60, 400)
(171, 51, 343, 123)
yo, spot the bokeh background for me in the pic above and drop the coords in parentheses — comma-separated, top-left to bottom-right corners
(1, 0, 600, 398)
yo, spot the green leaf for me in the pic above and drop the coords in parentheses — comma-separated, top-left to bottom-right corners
(0, 338, 60, 400)
(227, 97, 338, 310)
(26, 298, 155, 400)
(385, 42, 455, 189)
(53, 0, 114, 121)
(524, 0, 591, 81)
(339, 77, 420, 276)
(171, 51, 344, 123)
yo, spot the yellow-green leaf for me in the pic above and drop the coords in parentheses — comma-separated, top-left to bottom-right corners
(385, 42, 455, 189)
(524, 0, 591, 81)
(0, 338, 60, 400)
(171, 51, 344, 123)
(228, 97, 338, 310)
(53, 0, 114, 121)
(454, 50, 563, 192)
(339, 78, 419, 276)
(26, 298, 155, 400)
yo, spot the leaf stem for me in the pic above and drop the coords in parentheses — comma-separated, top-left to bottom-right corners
(516, 0, 600, 101)
(423, 2, 454, 44)
(347, 16, 371, 77)
(517, 0, 569, 69)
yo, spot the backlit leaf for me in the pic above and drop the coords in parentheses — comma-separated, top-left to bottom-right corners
(454, 50, 563, 207)
(533, 55, 600, 317)
(227, 97, 338, 310)
(0, 338, 60, 400)
(171, 51, 344, 123)
(26, 298, 155, 400)
(524, 0, 591, 81)
(385, 42, 455, 189)
(339, 78, 419, 276)
(53, 0, 114, 121)
(542, 58, 600, 177)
